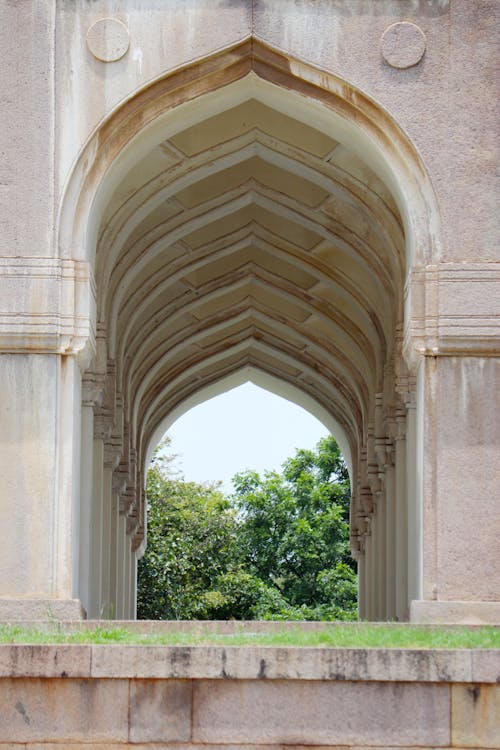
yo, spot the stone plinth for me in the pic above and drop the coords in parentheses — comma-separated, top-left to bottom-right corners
(0, 644, 498, 747)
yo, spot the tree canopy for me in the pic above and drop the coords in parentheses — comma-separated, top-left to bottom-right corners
(137, 436, 357, 620)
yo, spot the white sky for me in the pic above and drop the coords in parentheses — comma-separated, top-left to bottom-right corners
(165, 382, 329, 493)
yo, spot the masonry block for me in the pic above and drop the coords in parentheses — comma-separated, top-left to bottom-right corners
(0, 678, 129, 743)
(451, 684, 500, 748)
(129, 678, 192, 743)
(0, 645, 91, 678)
(192, 679, 451, 746)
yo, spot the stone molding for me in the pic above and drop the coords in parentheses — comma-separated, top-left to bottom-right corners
(411, 600, 500, 625)
(0, 257, 96, 357)
(2, 259, 496, 363)
(0, 598, 85, 622)
(0, 643, 497, 683)
(405, 262, 500, 359)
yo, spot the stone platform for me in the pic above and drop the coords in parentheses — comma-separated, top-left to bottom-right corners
(0, 641, 498, 748)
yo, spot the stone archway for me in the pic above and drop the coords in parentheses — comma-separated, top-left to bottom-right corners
(60, 40, 440, 620)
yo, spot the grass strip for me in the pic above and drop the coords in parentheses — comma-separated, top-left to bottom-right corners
(0, 623, 498, 649)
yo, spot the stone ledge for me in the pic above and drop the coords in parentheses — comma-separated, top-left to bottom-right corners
(410, 600, 500, 625)
(0, 598, 85, 622)
(0, 644, 498, 683)
(0, 747, 489, 750)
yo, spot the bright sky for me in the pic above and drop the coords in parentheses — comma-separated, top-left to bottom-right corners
(165, 382, 330, 493)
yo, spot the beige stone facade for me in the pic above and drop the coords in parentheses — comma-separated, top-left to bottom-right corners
(0, 1, 498, 622)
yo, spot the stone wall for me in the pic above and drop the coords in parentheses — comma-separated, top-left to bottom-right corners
(0, 0, 499, 624)
(0, 645, 498, 747)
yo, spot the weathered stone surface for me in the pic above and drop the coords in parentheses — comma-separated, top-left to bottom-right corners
(381, 22, 426, 69)
(9, 747, 485, 750)
(0, 645, 91, 678)
(0, 599, 85, 622)
(192, 680, 451, 745)
(471, 649, 500, 684)
(0, 678, 129, 743)
(129, 678, 192, 743)
(452, 684, 500, 749)
(411, 600, 500, 625)
(86, 18, 130, 62)
(90, 645, 476, 682)
(0, 0, 498, 626)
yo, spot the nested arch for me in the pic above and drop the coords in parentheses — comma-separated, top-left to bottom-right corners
(62, 39, 441, 619)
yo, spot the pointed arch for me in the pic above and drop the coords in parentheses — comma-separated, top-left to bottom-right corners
(61, 38, 441, 620)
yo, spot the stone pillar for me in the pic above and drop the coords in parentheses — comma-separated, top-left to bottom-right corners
(406, 387, 422, 606)
(130, 551, 138, 620)
(394, 411, 408, 620)
(108, 488, 119, 619)
(376, 489, 387, 620)
(89, 438, 104, 618)
(385, 457, 396, 620)
(125, 533, 137, 620)
(367, 526, 376, 620)
(0, 354, 84, 619)
(100, 466, 113, 618)
(371, 525, 378, 621)
(115, 512, 127, 619)
(411, 356, 500, 624)
(357, 548, 366, 620)
(78, 404, 94, 616)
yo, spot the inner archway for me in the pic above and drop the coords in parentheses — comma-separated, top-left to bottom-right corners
(67, 39, 438, 621)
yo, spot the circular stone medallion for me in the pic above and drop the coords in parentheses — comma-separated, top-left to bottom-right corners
(381, 21, 426, 69)
(86, 18, 130, 63)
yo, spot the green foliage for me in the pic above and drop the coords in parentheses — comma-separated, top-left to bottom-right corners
(231, 436, 357, 620)
(137, 436, 357, 620)
(137, 448, 238, 620)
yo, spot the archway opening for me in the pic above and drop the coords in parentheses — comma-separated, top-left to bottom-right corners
(70, 41, 429, 621)
(137, 380, 356, 621)
(164, 380, 332, 490)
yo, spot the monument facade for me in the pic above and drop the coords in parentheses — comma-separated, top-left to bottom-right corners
(0, 1, 498, 621)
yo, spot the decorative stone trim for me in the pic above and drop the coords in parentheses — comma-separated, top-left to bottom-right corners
(381, 22, 426, 69)
(86, 18, 130, 63)
(0, 644, 497, 683)
(405, 262, 500, 357)
(0, 257, 95, 355)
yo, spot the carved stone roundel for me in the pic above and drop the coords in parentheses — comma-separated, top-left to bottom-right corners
(381, 21, 426, 69)
(86, 18, 130, 63)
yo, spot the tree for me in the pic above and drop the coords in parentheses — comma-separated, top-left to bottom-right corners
(232, 436, 357, 620)
(137, 445, 239, 619)
(137, 436, 357, 620)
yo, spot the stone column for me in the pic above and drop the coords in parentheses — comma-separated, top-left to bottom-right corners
(357, 546, 366, 620)
(78, 404, 94, 616)
(130, 551, 138, 620)
(384, 453, 396, 620)
(411, 356, 500, 624)
(108, 488, 120, 619)
(115, 511, 127, 619)
(394, 410, 408, 620)
(100, 466, 113, 618)
(376, 488, 387, 620)
(0, 355, 85, 619)
(371, 511, 380, 620)
(406, 387, 423, 606)
(123, 535, 136, 620)
(364, 519, 371, 620)
(89, 438, 104, 618)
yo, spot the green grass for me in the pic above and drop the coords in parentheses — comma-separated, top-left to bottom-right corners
(0, 623, 498, 649)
